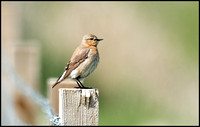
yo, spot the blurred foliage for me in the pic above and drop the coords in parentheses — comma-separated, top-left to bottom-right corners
(133, 2, 198, 62)
(18, 1, 198, 125)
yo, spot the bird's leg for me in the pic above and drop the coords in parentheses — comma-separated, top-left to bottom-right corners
(74, 77, 82, 88)
(76, 78, 85, 88)
(76, 78, 92, 89)
(75, 81, 82, 88)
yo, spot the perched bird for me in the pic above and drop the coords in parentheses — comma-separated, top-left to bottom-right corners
(52, 34, 103, 88)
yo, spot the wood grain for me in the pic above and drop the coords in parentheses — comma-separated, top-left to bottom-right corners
(59, 88, 99, 126)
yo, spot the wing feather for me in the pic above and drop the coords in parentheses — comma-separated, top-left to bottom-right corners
(52, 46, 90, 88)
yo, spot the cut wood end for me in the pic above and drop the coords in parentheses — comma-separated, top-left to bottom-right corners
(59, 88, 99, 98)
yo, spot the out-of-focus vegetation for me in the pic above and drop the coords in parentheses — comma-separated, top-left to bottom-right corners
(3, 1, 199, 125)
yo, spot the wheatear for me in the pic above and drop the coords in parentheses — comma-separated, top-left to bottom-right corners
(52, 34, 103, 88)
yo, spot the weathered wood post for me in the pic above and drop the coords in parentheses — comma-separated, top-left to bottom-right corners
(59, 88, 99, 126)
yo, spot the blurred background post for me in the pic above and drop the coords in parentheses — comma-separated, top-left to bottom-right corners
(47, 78, 77, 114)
(13, 41, 41, 125)
(2, 2, 42, 125)
(1, 1, 199, 126)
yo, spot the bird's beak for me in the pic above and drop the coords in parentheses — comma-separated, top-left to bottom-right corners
(95, 39, 103, 41)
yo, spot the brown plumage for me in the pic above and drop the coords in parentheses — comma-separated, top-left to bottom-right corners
(52, 34, 103, 88)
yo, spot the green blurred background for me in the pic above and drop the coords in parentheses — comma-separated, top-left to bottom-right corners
(2, 1, 199, 125)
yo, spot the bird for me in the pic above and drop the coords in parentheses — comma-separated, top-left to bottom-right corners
(52, 34, 103, 88)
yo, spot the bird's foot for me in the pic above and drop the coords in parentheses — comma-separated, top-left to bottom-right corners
(74, 86, 92, 89)
(74, 86, 82, 89)
(81, 87, 92, 89)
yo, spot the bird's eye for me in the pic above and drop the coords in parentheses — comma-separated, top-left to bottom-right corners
(89, 38, 94, 40)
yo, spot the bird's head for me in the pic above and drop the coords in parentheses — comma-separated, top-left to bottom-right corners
(82, 34, 103, 47)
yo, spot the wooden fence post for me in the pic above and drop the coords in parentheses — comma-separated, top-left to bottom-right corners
(59, 88, 99, 126)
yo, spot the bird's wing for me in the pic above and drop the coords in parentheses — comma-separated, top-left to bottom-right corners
(65, 47, 91, 77)
(52, 47, 90, 88)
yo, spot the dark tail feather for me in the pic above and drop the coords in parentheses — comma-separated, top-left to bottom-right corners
(52, 81, 59, 88)
(52, 70, 67, 88)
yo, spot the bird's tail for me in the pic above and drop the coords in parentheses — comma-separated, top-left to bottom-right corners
(52, 70, 67, 88)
